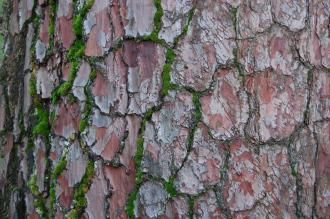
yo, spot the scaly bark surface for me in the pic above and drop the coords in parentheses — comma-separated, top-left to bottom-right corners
(0, 0, 329, 218)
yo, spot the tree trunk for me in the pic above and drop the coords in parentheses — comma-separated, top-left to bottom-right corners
(1, 0, 330, 218)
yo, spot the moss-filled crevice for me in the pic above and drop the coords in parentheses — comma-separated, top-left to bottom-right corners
(160, 48, 177, 97)
(49, 149, 68, 217)
(47, 0, 57, 56)
(184, 90, 202, 149)
(65, 159, 94, 219)
(79, 68, 96, 133)
(125, 105, 162, 218)
(142, 0, 164, 43)
(188, 196, 195, 219)
(51, 61, 79, 103)
(72, 0, 95, 39)
(28, 171, 49, 219)
(50, 0, 94, 105)
(303, 69, 313, 125)
(27, 53, 52, 219)
(214, 142, 231, 219)
(173, 7, 195, 46)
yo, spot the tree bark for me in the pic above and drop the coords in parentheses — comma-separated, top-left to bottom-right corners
(0, 0, 330, 218)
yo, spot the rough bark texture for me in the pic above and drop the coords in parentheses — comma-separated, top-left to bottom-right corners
(0, 0, 329, 219)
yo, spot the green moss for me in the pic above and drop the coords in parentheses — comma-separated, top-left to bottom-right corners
(49, 186, 57, 218)
(52, 61, 79, 103)
(142, 0, 164, 43)
(126, 106, 164, 218)
(136, 170, 144, 186)
(51, 0, 94, 104)
(49, 184, 55, 203)
(161, 64, 171, 97)
(65, 209, 78, 219)
(89, 69, 97, 80)
(67, 40, 85, 62)
(27, 171, 49, 217)
(181, 90, 202, 152)
(29, 73, 40, 105)
(70, 160, 94, 216)
(30, 14, 41, 59)
(134, 135, 144, 169)
(303, 69, 313, 124)
(67, 93, 77, 104)
(48, 20, 55, 35)
(33, 106, 50, 137)
(28, 173, 39, 196)
(49, 153, 67, 216)
(73, 0, 95, 39)
(48, 18, 55, 37)
(166, 48, 176, 62)
(24, 138, 34, 155)
(48, 0, 57, 14)
(307, 69, 313, 83)
(188, 196, 195, 219)
(68, 61, 79, 81)
(233, 48, 243, 76)
(112, 38, 123, 51)
(73, 14, 83, 38)
(173, 8, 195, 46)
(161, 49, 178, 97)
(126, 188, 138, 219)
(153, 0, 163, 35)
(163, 178, 177, 197)
(47, 0, 57, 55)
(192, 92, 202, 122)
(79, 69, 96, 133)
(52, 155, 67, 180)
(79, 120, 88, 133)
(32, 15, 41, 30)
(78, 105, 90, 133)
(34, 198, 49, 219)
(81, 0, 95, 15)
(144, 106, 160, 122)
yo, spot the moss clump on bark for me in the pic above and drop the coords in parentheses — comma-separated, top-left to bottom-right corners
(67, 40, 85, 62)
(32, 106, 50, 137)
